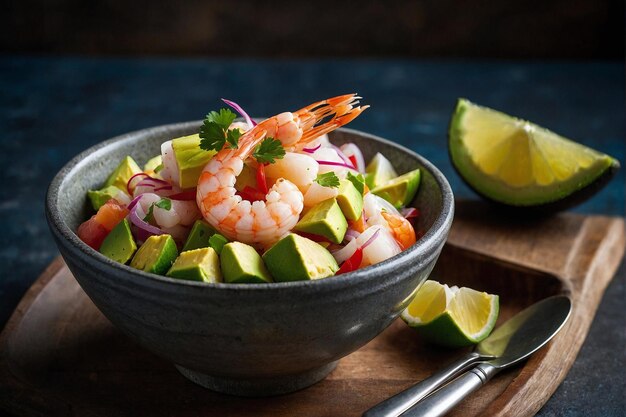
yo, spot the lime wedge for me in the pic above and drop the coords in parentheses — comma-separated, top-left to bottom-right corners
(372, 168, 421, 208)
(449, 99, 619, 207)
(365, 153, 398, 189)
(401, 280, 499, 348)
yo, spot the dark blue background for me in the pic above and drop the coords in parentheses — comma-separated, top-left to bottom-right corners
(0, 57, 624, 415)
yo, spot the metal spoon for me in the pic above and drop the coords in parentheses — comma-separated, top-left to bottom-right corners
(363, 295, 572, 417)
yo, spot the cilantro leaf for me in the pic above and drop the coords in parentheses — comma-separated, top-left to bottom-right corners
(155, 198, 172, 210)
(143, 198, 171, 223)
(346, 171, 365, 194)
(199, 120, 226, 151)
(199, 108, 240, 151)
(143, 205, 155, 223)
(315, 172, 340, 188)
(226, 128, 242, 149)
(253, 137, 285, 164)
(207, 109, 237, 130)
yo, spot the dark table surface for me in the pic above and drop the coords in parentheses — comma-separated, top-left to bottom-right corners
(0, 56, 624, 416)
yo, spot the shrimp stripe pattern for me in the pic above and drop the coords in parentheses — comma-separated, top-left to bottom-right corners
(197, 94, 368, 247)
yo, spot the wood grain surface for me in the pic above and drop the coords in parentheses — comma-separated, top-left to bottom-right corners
(1, 205, 624, 417)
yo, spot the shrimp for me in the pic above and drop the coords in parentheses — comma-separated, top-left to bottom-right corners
(363, 193, 416, 249)
(381, 211, 416, 250)
(137, 193, 201, 229)
(197, 94, 368, 247)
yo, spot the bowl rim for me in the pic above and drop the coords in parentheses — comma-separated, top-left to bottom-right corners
(46, 122, 454, 292)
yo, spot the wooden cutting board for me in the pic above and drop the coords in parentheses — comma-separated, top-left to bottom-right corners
(1, 202, 624, 417)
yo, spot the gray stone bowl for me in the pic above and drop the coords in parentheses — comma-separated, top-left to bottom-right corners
(45, 122, 454, 397)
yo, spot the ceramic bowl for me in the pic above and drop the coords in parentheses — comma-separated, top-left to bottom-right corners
(46, 122, 454, 396)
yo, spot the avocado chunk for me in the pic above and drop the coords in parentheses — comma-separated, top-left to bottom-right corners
(234, 163, 257, 192)
(143, 155, 163, 173)
(365, 152, 397, 189)
(336, 179, 364, 221)
(182, 220, 218, 252)
(372, 168, 421, 208)
(87, 185, 125, 211)
(221, 242, 273, 284)
(172, 134, 217, 189)
(263, 234, 339, 282)
(293, 198, 348, 244)
(99, 218, 137, 264)
(166, 247, 222, 283)
(209, 234, 229, 254)
(130, 234, 178, 275)
(104, 156, 142, 191)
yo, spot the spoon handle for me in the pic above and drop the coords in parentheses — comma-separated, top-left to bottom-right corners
(401, 363, 499, 417)
(362, 352, 483, 417)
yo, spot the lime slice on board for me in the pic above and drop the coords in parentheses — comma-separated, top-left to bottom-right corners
(449, 99, 619, 207)
(372, 168, 421, 208)
(401, 280, 499, 348)
(365, 152, 398, 189)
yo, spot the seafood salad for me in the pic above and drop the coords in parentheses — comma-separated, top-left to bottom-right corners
(78, 94, 422, 283)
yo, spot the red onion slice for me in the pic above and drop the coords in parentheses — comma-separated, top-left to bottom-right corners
(330, 144, 356, 169)
(222, 98, 257, 129)
(302, 144, 322, 153)
(153, 185, 174, 192)
(316, 159, 358, 170)
(340, 143, 366, 173)
(401, 207, 420, 219)
(137, 176, 171, 187)
(345, 229, 361, 241)
(126, 194, 144, 211)
(128, 204, 164, 241)
(127, 173, 150, 195)
(361, 228, 381, 250)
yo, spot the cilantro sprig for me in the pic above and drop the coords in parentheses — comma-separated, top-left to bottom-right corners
(346, 171, 366, 194)
(199, 108, 241, 151)
(143, 198, 172, 223)
(253, 137, 285, 164)
(315, 172, 340, 188)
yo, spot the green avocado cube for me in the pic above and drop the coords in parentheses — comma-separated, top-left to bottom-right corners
(221, 242, 273, 284)
(209, 234, 229, 254)
(166, 247, 222, 283)
(172, 134, 217, 189)
(87, 185, 125, 211)
(99, 219, 137, 264)
(104, 156, 142, 191)
(262, 234, 339, 282)
(130, 234, 178, 275)
(182, 220, 218, 252)
(372, 168, 421, 209)
(143, 155, 163, 173)
(336, 179, 363, 221)
(293, 198, 347, 244)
